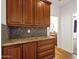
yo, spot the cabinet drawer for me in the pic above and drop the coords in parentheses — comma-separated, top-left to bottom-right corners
(38, 44, 54, 52)
(38, 39, 54, 46)
(38, 54, 53, 59)
(38, 49, 53, 58)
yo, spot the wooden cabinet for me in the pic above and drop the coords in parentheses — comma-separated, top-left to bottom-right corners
(23, 0, 34, 25)
(2, 45, 22, 59)
(23, 42, 36, 59)
(35, 0, 50, 26)
(2, 42, 37, 59)
(7, 0, 35, 26)
(37, 39, 55, 59)
(35, 0, 44, 26)
(2, 39, 55, 59)
(7, 0, 23, 26)
(7, 0, 51, 26)
(43, 3, 50, 26)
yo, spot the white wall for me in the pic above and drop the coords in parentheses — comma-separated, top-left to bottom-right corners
(59, 0, 77, 53)
(1, 0, 6, 24)
(50, 0, 60, 48)
(50, 0, 59, 17)
(47, 0, 59, 39)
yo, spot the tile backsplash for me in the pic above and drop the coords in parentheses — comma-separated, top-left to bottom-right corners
(2, 24, 9, 43)
(9, 27, 47, 39)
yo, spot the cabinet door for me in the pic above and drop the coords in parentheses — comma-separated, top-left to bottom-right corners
(23, 42, 36, 59)
(2, 45, 22, 59)
(23, 0, 34, 25)
(43, 3, 50, 26)
(35, 0, 44, 26)
(7, 0, 23, 26)
(35, 1, 50, 26)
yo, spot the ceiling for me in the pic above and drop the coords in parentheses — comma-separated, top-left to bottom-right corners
(52, 0, 72, 7)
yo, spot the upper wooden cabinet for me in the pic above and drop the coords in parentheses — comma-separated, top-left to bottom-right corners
(43, 3, 50, 26)
(34, 0, 43, 26)
(6, 0, 51, 26)
(7, 0, 23, 26)
(23, 0, 34, 25)
(35, 0, 50, 26)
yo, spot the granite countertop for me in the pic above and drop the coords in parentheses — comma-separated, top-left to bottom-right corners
(2, 36, 56, 47)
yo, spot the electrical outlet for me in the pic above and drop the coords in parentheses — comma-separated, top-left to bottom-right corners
(27, 29, 30, 33)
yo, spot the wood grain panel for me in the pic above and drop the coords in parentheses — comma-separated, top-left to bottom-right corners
(23, 42, 36, 59)
(39, 54, 53, 59)
(37, 39, 55, 59)
(23, 0, 34, 25)
(35, 0, 50, 26)
(2, 45, 22, 59)
(35, 0, 46, 26)
(38, 44, 54, 52)
(7, 0, 22, 25)
(38, 49, 53, 58)
(38, 39, 54, 46)
(43, 3, 50, 26)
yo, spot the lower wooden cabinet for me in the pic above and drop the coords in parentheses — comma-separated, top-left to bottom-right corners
(37, 39, 54, 59)
(23, 42, 37, 59)
(2, 39, 56, 59)
(2, 45, 22, 59)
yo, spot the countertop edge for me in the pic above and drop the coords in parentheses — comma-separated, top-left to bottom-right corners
(2, 37, 56, 47)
